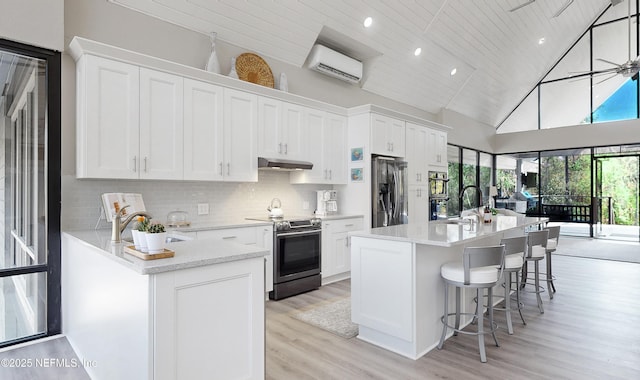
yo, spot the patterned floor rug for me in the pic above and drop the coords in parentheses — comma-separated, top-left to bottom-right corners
(291, 297, 358, 339)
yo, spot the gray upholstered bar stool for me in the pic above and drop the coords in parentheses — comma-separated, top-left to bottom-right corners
(521, 229, 549, 313)
(473, 236, 527, 335)
(544, 226, 561, 298)
(499, 235, 528, 334)
(437, 245, 506, 363)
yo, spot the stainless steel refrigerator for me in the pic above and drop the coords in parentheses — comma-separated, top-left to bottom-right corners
(372, 155, 408, 227)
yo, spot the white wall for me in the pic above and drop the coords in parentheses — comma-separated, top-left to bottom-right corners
(0, 0, 64, 51)
(438, 109, 496, 152)
(493, 118, 640, 153)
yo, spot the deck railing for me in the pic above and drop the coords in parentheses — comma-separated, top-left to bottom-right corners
(525, 195, 613, 224)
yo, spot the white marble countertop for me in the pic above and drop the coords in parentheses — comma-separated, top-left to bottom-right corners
(63, 229, 268, 275)
(349, 215, 548, 247)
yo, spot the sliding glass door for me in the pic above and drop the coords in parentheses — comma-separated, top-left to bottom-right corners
(594, 153, 640, 242)
(0, 40, 60, 347)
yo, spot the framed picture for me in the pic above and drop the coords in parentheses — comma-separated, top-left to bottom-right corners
(351, 147, 363, 162)
(351, 167, 363, 182)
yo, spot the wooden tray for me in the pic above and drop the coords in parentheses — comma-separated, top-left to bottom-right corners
(124, 245, 175, 260)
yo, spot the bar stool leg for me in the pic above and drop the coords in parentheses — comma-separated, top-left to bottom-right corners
(514, 270, 526, 325)
(520, 261, 528, 289)
(438, 283, 449, 349)
(535, 261, 544, 314)
(488, 287, 499, 347)
(546, 251, 556, 298)
(504, 272, 513, 335)
(476, 288, 486, 363)
(455, 287, 461, 335)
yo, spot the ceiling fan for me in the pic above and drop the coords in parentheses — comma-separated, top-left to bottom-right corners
(570, 0, 640, 84)
(509, 0, 574, 18)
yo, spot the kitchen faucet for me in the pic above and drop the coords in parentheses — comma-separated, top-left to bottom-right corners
(459, 184, 484, 220)
(111, 205, 152, 243)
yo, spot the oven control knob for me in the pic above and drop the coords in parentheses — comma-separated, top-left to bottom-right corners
(275, 221, 290, 231)
(310, 218, 322, 227)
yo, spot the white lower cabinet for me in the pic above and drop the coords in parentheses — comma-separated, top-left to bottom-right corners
(321, 217, 363, 282)
(196, 225, 274, 292)
(154, 257, 264, 380)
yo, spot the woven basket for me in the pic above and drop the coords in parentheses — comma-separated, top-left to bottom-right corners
(235, 53, 274, 88)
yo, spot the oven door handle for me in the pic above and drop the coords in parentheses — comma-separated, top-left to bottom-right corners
(276, 230, 321, 237)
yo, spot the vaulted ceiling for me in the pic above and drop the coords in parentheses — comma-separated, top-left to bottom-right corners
(110, 0, 615, 127)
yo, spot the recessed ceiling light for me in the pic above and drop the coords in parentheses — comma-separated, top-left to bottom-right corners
(450, 68, 457, 76)
(538, 37, 545, 45)
(414, 47, 422, 56)
(364, 17, 373, 28)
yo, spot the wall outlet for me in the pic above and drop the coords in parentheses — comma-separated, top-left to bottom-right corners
(197, 203, 209, 216)
(302, 201, 310, 210)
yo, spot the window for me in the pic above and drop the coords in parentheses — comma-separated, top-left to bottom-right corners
(498, 0, 640, 132)
(0, 40, 61, 348)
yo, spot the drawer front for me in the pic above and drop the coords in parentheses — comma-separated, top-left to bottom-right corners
(196, 227, 258, 245)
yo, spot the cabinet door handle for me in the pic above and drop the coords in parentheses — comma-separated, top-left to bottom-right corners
(144, 157, 148, 172)
(219, 163, 223, 175)
(344, 224, 354, 227)
(227, 163, 230, 176)
(390, 142, 394, 151)
(278, 143, 282, 154)
(329, 169, 332, 179)
(133, 156, 137, 172)
(222, 236, 237, 240)
(324, 169, 328, 179)
(284, 143, 288, 154)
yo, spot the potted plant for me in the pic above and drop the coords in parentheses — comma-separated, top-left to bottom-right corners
(131, 216, 150, 252)
(145, 222, 167, 254)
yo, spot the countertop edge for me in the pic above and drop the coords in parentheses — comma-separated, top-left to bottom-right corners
(62, 230, 268, 275)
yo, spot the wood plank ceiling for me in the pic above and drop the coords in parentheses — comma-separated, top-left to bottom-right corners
(110, 0, 613, 128)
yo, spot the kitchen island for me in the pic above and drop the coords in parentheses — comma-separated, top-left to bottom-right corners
(62, 227, 270, 380)
(349, 215, 547, 360)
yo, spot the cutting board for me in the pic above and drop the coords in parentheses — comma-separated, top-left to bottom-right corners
(124, 246, 175, 260)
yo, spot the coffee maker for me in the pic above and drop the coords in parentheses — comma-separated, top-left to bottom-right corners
(316, 190, 338, 216)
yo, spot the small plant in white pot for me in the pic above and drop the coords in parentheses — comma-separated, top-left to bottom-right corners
(145, 222, 167, 254)
(131, 216, 150, 252)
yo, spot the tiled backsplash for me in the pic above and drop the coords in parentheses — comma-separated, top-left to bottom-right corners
(62, 171, 330, 230)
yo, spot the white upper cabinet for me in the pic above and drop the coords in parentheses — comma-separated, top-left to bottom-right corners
(77, 55, 140, 179)
(371, 113, 405, 157)
(183, 79, 224, 181)
(139, 68, 184, 180)
(405, 123, 429, 186)
(427, 128, 448, 168)
(78, 57, 184, 180)
(223, 88, 258, 182)
(290, 109, 346, 184)
(257, 98, 303, 160)
(325, 113, 347, 184)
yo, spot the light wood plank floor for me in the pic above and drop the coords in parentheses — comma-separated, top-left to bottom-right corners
(266, 255, 640, 379)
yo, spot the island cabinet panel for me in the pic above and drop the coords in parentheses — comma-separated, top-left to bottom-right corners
(351, 238, 414, 341)
(154, 257, 265, 380)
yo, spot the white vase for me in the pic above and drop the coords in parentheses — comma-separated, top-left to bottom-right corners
(205, 32, 221, 74)
(145, 232, 167, 254)
(279, 72, 288, 92)
(131, 230, 143, 250)
(228, 57, 239, 79)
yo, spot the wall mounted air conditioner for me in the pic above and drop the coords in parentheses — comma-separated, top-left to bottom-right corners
(307, 44, 362, 84)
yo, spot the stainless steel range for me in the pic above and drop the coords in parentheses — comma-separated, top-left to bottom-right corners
(248, 216, 322, 300)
